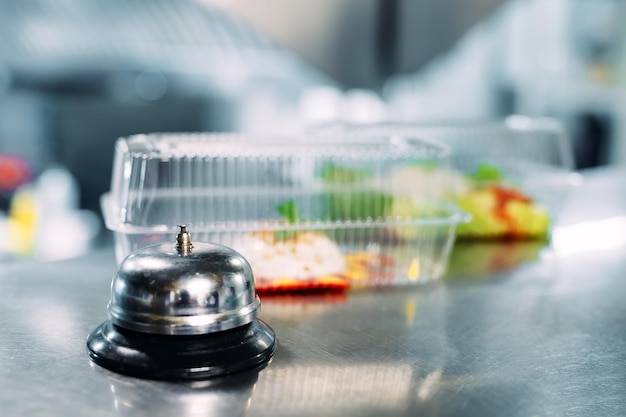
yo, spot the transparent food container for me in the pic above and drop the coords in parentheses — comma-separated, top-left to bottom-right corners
(102, 133, 467, 291)
(317, 117, 579, 240)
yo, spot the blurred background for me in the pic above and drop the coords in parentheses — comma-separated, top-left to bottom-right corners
(1, 0, 624, 260)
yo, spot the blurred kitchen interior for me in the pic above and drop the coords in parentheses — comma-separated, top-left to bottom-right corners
(0, 0, 624, 260)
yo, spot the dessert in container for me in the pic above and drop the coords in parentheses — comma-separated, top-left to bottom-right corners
(318, 116, 578, 240)
(101, 132, 468, 291)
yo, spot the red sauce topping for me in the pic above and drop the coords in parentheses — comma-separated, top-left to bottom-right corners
(488, 184, 533, 239)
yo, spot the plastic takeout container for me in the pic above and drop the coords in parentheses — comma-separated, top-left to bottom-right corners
(102, 133, 468, 290)
(317, 117, 579, 239)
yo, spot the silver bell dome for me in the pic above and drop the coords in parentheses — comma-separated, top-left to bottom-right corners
(108, 225, 260, 336)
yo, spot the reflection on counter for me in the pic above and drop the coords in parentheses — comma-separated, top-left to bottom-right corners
(260, 293, 347, 323)
(251, 287, 450, 415)
(249, 364, 414, 414)
(552, 216, 626, 256)
(98, 358, 451, 417)
(445, 240, 547, 281)
(97, 365, 259, 417)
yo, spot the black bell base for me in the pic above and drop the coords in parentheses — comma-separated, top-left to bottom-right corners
(86, 319, 276, 381)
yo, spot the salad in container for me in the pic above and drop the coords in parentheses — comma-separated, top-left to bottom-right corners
(101, 132, 468, 292)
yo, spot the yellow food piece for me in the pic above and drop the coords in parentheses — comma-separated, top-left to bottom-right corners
(456, 189, 507, 238)
(505, 200, 550, 238)
(407, 258, 420, 281)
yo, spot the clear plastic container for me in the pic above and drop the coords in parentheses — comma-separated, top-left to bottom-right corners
(317, 116, 579, 240)
(102, 133, 468, 291)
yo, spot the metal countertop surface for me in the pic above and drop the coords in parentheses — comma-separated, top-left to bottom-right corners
(1, 167, 626, 416)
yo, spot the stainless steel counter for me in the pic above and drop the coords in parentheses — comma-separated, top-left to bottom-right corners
(2, 167, 626, 416)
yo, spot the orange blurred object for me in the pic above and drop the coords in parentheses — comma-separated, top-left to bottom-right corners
(0, 154, 31, 191)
